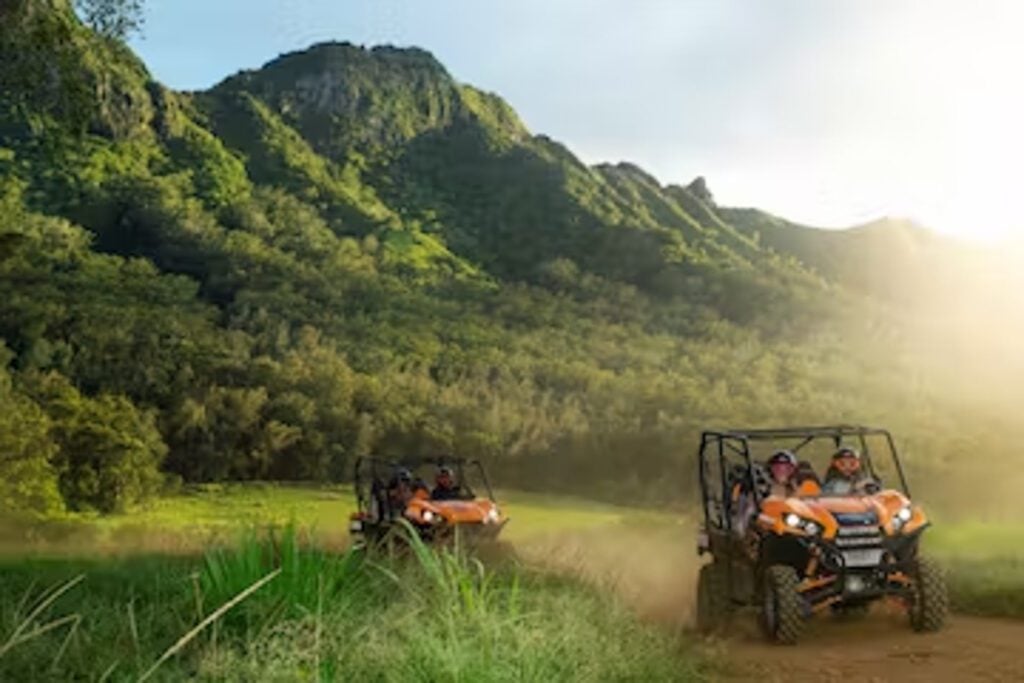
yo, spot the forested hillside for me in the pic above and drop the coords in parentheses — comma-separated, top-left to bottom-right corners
(1, 0, 1019, 516)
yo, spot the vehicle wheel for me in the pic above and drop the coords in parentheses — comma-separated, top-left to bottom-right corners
(760, 565, 805, 645)
(696, 562, 732, 633)
(909, 556, 948, 632)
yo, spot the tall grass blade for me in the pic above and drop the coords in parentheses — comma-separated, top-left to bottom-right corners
(315, 572, 323, 683)
(49, 613, 80, 670)
(190, 572, 204, 622)
(127, 599, 141, 672)
(0, 613, 80, 656)
(139, 568, 281, 682)
(97, 660, 119, 683)
(0, 574, 84, 658)
(11, 580, 36, 624)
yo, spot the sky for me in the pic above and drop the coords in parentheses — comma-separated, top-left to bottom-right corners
(131, 0, 1024, 243)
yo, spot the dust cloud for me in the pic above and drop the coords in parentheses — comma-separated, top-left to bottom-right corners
(512, 520, 700, 627)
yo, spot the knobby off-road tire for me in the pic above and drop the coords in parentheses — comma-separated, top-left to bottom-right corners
(696, 562, 732, 633)
(760, 565, 805, 645)
(909, 556, 948, 632)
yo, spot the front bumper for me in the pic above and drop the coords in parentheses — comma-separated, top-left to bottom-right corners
(419, 519, 508, 542)
(795, 528, 926, 603)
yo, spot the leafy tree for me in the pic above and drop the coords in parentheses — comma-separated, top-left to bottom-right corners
(23, 372, 166, 513)
(0, 350, 63, 516)
(74, 0, 144, 40)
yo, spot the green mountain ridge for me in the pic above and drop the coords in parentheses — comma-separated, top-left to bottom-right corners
(0, 0, 1016, 515)
(724, 208, 998, 307)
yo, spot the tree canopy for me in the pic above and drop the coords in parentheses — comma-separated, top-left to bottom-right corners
(74, 0, 144, 40)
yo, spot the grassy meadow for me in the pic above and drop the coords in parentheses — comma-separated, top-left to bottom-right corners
(2, 484, 1023, 681)
(0, 483, 669, 556)
(0, 485, 706, 682)
(0, 527, 709, 682)
(925, 520, 1024, 619)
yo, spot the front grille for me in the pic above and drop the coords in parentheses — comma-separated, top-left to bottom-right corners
(836, 535, 883, 548)
(835, 518, 883, 549)
(834, 511, 879, 526)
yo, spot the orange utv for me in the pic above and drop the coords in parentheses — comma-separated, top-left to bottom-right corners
(695, 426, 948, 644)
(349, 456, 507, 547)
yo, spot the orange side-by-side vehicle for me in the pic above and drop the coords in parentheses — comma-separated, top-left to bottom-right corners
(695, 426, 948, 644)
(349, 456, 507, 546)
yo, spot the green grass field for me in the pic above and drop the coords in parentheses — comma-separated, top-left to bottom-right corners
(0, 483, 675, 557)
(1, 484, 1023, 681)
(925, 520, 1024, 619)
(0, 485, 706, 682)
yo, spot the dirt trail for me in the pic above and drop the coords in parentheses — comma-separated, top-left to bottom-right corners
(513, 525, 1024, 682)
(719, 609, 1024, 682)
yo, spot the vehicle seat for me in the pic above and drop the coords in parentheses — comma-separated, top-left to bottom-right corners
(796, 461, 821, 484)
(795, 461, 822, 497)
(796, 479, 822, 497)
(726, 464, 750, 495)
(369, 480, 387, 522)
(751, 462, 771, 498)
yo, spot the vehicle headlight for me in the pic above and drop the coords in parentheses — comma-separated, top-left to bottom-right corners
(422, 510, 435, 523)
(891, 506, 913, 531)
(486, 507, 500, 523)
(784, 513, 820, 535)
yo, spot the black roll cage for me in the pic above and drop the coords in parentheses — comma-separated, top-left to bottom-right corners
(353, 455, 496, 514)
(697, 425, 910, 533)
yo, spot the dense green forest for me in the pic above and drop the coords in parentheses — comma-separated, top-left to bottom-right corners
(1, 0, 1020, 516)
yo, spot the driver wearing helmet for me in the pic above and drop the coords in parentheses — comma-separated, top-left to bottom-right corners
(386, 467, 414, 517)
(823, 446, 872, 495)
(431, 465, 463, 501)
(766, 450, 799, 498)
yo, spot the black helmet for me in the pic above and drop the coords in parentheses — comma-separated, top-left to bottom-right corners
(768, 450, 798, 467)
(833, 445, 860, 460)
(393, 467, 413, 483)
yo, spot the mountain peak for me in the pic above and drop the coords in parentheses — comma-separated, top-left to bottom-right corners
(210, 41, 464, 158)
(685, 176, 714, 205)
(208, 41, 534, 160)
(258, 41, 451, 82)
